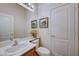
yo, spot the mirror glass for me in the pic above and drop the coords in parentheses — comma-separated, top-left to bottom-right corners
(0, 13, 14, 41)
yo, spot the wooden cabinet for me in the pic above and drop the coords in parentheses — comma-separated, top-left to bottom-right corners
(22, 47, 39, 56)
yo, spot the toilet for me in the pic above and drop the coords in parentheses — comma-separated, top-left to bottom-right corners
(31, 39, 50, 56)
(36, 47, 50, 56)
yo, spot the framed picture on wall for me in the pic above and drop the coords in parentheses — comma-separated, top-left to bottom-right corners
(39, 17, 48, 28)
(31, 20, 37, 28)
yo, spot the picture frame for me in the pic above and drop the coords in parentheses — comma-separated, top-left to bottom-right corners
(39, 17, 48, 28)
(31, 20, 37, 28)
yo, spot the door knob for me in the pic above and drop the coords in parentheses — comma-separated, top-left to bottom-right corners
(51, 35, 55, 37)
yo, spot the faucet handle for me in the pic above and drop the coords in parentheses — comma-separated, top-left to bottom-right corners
(13, 40, 18, 46)
(10, 33, 14, 41)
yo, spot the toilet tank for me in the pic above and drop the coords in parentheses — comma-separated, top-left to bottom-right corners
(31, 39, 39, 49)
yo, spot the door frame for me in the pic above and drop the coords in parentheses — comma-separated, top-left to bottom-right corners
(74, 4, 78, 56)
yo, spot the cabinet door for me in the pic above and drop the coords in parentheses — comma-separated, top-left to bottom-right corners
(22, 48, 38, 56)
(23, 48, 35, 56)
(33, 50, 39, 56)
(50, 4, 75, 56)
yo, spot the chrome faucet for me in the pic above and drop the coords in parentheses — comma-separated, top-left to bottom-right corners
(10, 33, 14, 41)
(12, 40, 18, 46)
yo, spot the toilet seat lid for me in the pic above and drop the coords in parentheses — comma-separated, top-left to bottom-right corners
(37, 47, 50, 54)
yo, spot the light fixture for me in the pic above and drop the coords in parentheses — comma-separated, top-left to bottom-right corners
(27, 3, 34, 9)
(31, 5, 34, 9)
(18, 3, 34, 12)
(28, 3, 31, 6)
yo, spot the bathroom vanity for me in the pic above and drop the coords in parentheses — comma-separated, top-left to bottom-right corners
(0, 38, 39, 56)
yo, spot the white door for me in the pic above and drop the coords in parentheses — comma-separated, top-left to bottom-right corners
(0, 13, 14, 41)
(50, 4, 75, 56)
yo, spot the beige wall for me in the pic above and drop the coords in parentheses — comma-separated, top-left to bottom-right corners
(0, 3, 26, 38)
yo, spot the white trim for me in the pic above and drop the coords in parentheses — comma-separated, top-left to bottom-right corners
(74, 4, 79, 56)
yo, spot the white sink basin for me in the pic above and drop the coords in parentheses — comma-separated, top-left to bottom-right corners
(6, 43, 28, 53)
(5, 43, 36, 56)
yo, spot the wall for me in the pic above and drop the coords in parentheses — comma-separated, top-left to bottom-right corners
(25, 3, 52, 50)
(0, 3, 26, 38)
(37, 4, 52, 50)
(25, 4, 38, 37)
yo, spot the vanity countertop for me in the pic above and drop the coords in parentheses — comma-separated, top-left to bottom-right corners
(12, 43, 36, 56)
(0, 42, 36, 56)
